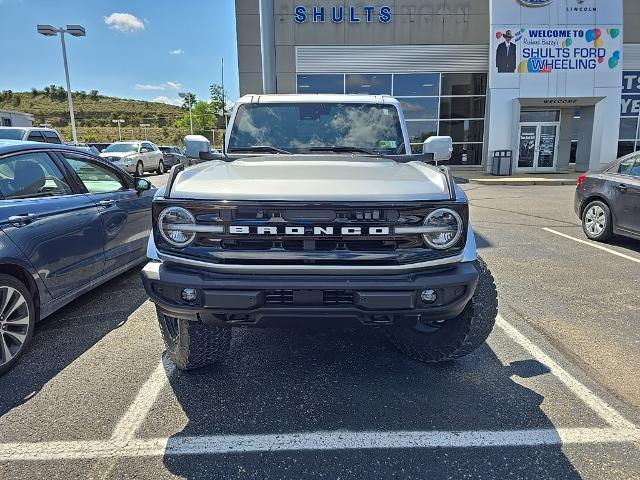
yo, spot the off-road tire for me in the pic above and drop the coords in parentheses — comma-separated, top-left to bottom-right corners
(582, 200, 614, 242)
(156, 307, 231, 371)
(157, 160, 165, 175)
(135, 161, 144, 177)
(387, 257, 498, 363)
(0, 274, 35, 375)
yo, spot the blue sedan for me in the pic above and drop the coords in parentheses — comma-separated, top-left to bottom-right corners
(0, 140, 155, 374)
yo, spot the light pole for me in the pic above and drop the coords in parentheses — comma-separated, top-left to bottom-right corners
(179, 92, 194, 135)
(112, 119, 124, 141)
(140, 123, 150, 140)
(37, 24, 85, 145)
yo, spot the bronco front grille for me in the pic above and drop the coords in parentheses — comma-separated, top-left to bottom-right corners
(265, 289, 354, 305)
(154, 201, 468, 266)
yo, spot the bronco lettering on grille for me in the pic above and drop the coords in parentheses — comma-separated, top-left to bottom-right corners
(228, 226, 390, 235)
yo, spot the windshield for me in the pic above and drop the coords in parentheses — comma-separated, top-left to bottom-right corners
(104, 142, 138, 153)
(0, 128, 26, 140)
(228, 103, 405, 154)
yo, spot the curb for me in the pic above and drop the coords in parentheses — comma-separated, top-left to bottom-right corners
(467, 178, 577, 186)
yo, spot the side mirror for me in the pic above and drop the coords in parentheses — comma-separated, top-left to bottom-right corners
(422, 136, 453, 162)
(135, 178, 152, 192)
(199, 151, 223, 161)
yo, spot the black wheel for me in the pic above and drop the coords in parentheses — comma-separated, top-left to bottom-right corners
(135, 161, 144, 177)
(0, 274, 35, 375)
(582, 200, 613, 242)
(387, 257, 498, 363)
(156, 307, 231, 371)
(157, 160, 165, 175)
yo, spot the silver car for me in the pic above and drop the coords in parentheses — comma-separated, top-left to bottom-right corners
(99, 141, 165, 176)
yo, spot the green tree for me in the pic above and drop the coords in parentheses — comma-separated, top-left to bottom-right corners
(89, 90, 99, 101)
(181, 93, 196, 110)
(31, 87, 39, 97)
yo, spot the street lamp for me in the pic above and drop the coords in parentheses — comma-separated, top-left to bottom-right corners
(140, 123, 150, 140)
(37, 24, 85, 145)
(112, 119, 124, 141)
(179, 92, 194, 135)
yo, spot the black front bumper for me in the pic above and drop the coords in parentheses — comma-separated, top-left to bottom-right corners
(141, 261, 479, 328)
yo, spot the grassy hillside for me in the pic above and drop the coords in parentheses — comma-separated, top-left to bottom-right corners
(0, 90, 195, 145)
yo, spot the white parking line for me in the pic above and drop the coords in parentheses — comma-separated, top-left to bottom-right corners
(0, 315, 638, 462)
(111, 358, 174, 444)
(543, 228, 640, 264)
(496, 316, 637, 431)
(0, 428, 638, 462)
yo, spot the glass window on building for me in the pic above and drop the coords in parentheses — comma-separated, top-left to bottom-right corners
(296, 74, 344, 94)
(619, 71, 640, 158)
(393, 74, 440, 96)
(296, 72, 488, 165)
(345, 74, 391, 95)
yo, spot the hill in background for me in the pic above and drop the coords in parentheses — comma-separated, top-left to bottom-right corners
(0, 88, 196, 145)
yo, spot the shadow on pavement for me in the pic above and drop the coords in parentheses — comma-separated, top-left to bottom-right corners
(162, 327, 581, 479)
(0, 266, 148, 417)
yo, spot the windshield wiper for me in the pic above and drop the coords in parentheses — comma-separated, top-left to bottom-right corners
(308, 146, 377, 155)
(228, 146, 292, 154)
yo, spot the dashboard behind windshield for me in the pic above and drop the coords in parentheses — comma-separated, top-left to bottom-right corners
(228, 103, 405, 155)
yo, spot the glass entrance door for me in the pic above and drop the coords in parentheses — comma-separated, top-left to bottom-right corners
(518, 123, 559, 172)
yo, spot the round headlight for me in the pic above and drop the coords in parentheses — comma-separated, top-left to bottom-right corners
(158, 206, 196, 248)
(422, 208, 463, 250)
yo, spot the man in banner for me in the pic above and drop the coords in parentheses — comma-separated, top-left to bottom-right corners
(496, 30, 517, 73)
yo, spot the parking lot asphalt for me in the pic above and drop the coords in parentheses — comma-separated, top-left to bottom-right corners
(0, 177, 639, 479)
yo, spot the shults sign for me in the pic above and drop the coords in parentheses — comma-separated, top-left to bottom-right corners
(294, 5, 392, 24)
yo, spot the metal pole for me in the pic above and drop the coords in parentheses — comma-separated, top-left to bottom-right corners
(222, 58, 228, 129)
(188, 96, 193, 135)
(59, 30, 78, 144)
(117, 122, 122, 141)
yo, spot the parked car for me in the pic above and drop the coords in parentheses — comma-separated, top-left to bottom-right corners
(575, 152, 640, 242)
(99, 141, 165, 176)
(159, 145, 189, 168)
(141, 94, 497, 371)
(0, 140, 155, 374)
(88, 143, 111, 153)
(0, 127, 63, 144)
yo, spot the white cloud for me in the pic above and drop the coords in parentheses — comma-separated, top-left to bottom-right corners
(152, 96, 182, 106)
(169, 49, 184, 55)
(104, 13, 145, 32)
(135, 81, 183, 91)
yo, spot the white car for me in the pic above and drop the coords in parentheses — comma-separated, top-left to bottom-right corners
(0, 126, 63, 144)
(100, 141, 165, 176)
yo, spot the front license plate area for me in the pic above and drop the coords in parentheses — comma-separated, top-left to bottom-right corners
(293, 290, 323, 305)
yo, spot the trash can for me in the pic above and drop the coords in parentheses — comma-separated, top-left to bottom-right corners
(491, 150, 513, 176)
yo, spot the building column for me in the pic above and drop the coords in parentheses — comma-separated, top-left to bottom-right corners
(556, 107, 573, 173)
(575, 106, 594, 173)
(259, 0, 276, 94)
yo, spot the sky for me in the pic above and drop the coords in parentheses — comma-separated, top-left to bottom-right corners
(0, 0, 239, 105)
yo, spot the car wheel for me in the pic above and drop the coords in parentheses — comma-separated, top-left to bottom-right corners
(387, 257, 498, 363)
(135, 161, 144, 177)
(156, 307, 231, 371)
(157, 160, 165, 175)
(582, 200, 613, 242)
(0, 274, 35, 375)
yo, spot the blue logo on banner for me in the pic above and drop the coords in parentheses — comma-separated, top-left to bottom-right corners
(518, 0, 553, 6)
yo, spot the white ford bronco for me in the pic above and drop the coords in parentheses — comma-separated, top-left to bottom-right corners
(141, 94, 498, 370)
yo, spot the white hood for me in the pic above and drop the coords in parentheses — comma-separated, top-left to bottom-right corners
(99, 152, 136, 160)
(170, 155, 451, 201)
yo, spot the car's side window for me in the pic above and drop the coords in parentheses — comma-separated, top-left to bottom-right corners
(43, 131, 62, 144)
(0, 152, 72, 199)
(630, 159, 640, 178)
(26, 131, 44, 142)
(61, 155, 128, 194)
(617, 157, 637, 175)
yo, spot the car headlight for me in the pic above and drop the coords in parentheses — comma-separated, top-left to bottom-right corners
(421, 208, 463, 249)
(158, 206, 196, 248)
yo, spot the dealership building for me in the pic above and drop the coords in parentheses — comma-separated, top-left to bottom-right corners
(235, 0, 640, 173)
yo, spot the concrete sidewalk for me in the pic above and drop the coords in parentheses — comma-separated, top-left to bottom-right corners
(452, 168, 582, 186)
